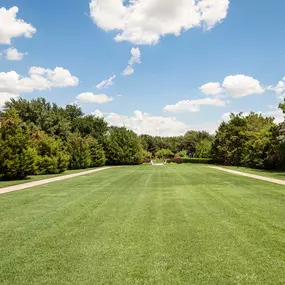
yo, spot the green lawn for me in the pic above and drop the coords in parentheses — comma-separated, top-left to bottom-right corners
(222, 165, 285, 181)
(0, 168, 102, 189)
(1, 165, 285, 284)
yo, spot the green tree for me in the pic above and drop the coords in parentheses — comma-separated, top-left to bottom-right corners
(105, 127, 143, 165)
(67, 133, 92, 169)
(86, 136, 106, 167)
(175, 150, 189, 158)
(72, 115, 108, 144)
(195, 140, 212, 158)
(156, 149, 174, 159)
(212, 113, 247, 166)
(32, 131, 70, 174)
(5, 98, 71, 140)
(0, 110, 38, 179)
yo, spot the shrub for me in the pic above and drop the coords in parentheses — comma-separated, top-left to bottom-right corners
(166, 158, 213, 164)
(143, 158, 152, 164)
(175, 150, 189, 158)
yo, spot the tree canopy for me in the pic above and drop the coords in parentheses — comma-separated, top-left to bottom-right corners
(1, 97, 285, 180)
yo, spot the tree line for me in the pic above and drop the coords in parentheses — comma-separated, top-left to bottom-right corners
(0, 98, 143, 180)
(1, 97, 285, 180)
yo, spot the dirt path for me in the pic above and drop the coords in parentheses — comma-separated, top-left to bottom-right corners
(0, 167, 114, 195)
(209, 166, 285, 186)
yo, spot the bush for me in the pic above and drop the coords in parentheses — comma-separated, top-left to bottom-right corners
(166, 158, 213, 164)
(175, 150, 189, 158)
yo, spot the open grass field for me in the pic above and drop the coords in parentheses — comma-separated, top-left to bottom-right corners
(222, 165, 285, 181)
(1, 165, 285, 284)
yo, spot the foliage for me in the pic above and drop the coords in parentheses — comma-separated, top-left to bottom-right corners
(67, 133, 92, 169)
(175, 150, 189, 158)
(0, 110, 38, 179)
(166, 158, 213, 164)
(155, 149, 174, 159)
(2, 97, 285, 180)
(142, 150, 152, 159)
(32, 131, 70, 174)
(86, 136, 106, 167)
(195, 140, 212, 158)
(212, 113, 278, 169)
(105, 127, 143, 165)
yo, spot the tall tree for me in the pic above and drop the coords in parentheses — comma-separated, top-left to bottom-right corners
(0, 110, 38, 179)
(106, 127, 143, 165)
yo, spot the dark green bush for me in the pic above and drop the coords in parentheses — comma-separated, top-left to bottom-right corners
(166, 158, 213, 164)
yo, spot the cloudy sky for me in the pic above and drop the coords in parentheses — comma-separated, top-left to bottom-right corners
(1, 0, 285, 136)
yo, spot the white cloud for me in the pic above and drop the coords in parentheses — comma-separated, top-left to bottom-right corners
(123, 47, 141, 76)
(90, 0, 230, 45)
(220, 112, 251, 123)
(268, 77, 285, 99)
(76, 92, 113, 104)
(201, 75, 264, 98)
(263, 106, 284, 124)
(0, 6, 36, 45)
(4, 47, 27, 60)
(222, 75, 264, 98)
(94, 109, 190, 136)
(96, 75, 116, 89)
(164, 97, 227, 113)
(0, 92, 19, 109)
(0, 67, 79, 107)
(92, 109, 104, 117)
(220, 108, 284, 125)
(200, 82, 223, 95)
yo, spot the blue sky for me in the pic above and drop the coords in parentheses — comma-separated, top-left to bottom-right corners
(1, 0, 285, 136)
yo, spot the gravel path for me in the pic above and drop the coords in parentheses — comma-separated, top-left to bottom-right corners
(209, 166, 285, 185)
(0, 167, 113, 195)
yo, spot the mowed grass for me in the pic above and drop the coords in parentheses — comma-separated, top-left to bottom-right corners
(1, 165, 285, 285)
(222, 165, 285, 181)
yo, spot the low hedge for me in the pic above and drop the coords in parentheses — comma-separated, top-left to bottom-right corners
(166, 158, 213, 164)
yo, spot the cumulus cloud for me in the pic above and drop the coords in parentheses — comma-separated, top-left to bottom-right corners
(200, 82, 223, 95)
(4, 47, 27, 60)
(123, 47, 141, 76)
(268, 77, 285, 99)
(76, 92, 113, 104)
(221, 107, 284, 125)
(164, 98, 227, 113)
(93, 109, 189, 136)
(0, 92, 19, 109)
(200, 75, 264, 98)
(222, 75, 264, 98)
(90, 0, 230, 45)
(96, 75, 116, 89)
(0, 66, 79, 107)
(0, 6, 36, 45)
(263, 106, 284, 124)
